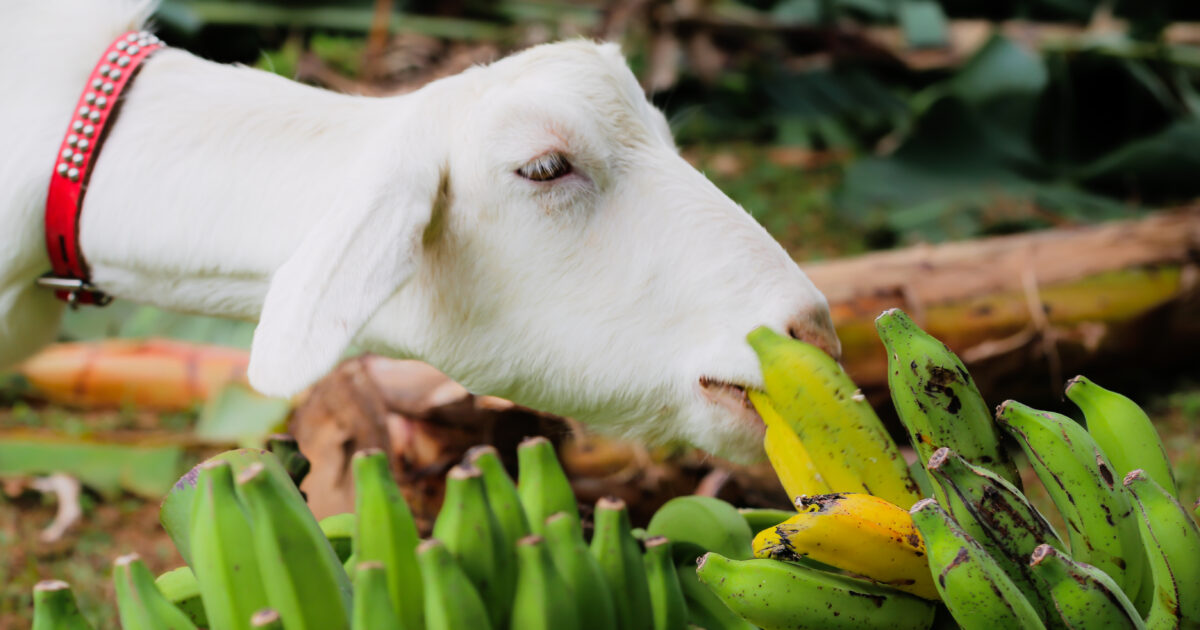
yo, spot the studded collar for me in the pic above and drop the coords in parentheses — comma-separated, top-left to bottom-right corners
(40, 30, 163, 307)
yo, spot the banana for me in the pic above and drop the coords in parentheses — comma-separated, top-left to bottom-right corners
(352, 561, 404, 630)
(236, 462, 352, 630)
(590, 497, 654, 630)
(189, 460, 270, 630)
(644, 537, 688, 630)
(695, 552, 936, 630)
(417, 538, 494, 630)
(675, 563, 756, 630)
(112, 553, 199, 630)
(154, 567, 207, 628)
(1124, 469, 1200, 629)
(543, 512, 618, 630)
(266, 433, 311, 488)
(925, 447, 1063, 620)
(996, 400, 1146, 597)
(749, 390, 832, 501)
(511, 535, 581, 630)
(746, 326, 921, 507)
(432, 463, 513, 629)
(319, 512, 356, 563)
(1066, 376, 1179, 498)
(646, 495, 754, 561)
(517, 436, 580, 536)
(32, 580, 93, 630)
(910, 499, 1046, 630)
(738, 507, 797, 534)
(352, 449, 423, 630)
(250, 609, 284, 629)
(469, 444, 532, 553)
(875, 308, 1020, 487)
(1028, 544, 1145, 630)
(751, 492, 938, 600)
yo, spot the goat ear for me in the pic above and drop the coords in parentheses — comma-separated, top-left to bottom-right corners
(247, 156, 444, 398)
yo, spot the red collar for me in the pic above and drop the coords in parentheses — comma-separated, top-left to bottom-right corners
(40, 31, 164, 307)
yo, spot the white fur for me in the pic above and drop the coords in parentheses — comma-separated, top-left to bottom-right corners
(0, 0, 839, 461)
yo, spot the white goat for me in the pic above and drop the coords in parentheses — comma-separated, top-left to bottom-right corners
(0, 0, 839, 461)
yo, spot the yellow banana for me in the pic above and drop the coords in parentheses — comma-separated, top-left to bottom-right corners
(749, 390, 832, 501)
(752, 492, 939, 600)
(747, 326, 921, 508)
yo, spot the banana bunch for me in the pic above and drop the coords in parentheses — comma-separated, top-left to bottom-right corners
(730, 309, 1199, 630)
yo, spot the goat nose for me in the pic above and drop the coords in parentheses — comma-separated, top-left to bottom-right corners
(786, 309, 842, 361)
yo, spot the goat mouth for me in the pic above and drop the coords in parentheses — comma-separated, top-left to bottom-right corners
(699, 376, 763, 425)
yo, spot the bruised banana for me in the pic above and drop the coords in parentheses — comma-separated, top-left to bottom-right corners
(1124, 469, 1200, 629)
(352, 449, 423, 630)
(351, 562, 403, 630)
(748, 390, 832, 501)
(696, 552, 936, 630)
(1067, 376, 1179, 498)
(1028, 544, 1145, 630)
(591, 497, 654, 630)
(910, 499, 1046, 630)
(996, 401, 1145, 597)
(752, 492, 938, 600)
(876, 308, 1019, 486)
(511, 535, 581, 630)
(517, 436, 580, 536)
(643, 537, 688, 630)
(113, 553, 199, 630)
(237, 463, 352, 630)
(32, 580, 93, 630)
(747, 326, 921, 507)
(417, 539, 493, 630)
(189, 460, 269, 630)
(543, 512, 618, 630)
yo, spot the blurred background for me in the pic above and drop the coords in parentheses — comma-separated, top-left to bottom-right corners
(3, 0, 1200, 627)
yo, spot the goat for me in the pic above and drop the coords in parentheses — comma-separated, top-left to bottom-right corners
(0, 0, 839, 462)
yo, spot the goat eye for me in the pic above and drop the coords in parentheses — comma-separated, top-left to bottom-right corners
(518, 153, 572, 181)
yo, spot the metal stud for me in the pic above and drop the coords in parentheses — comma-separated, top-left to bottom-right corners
(126, 33, 139, 42)
(61, 148, 74, 159)
(72, 121, 83, 133)
(117, 56, 130, 67)
(77, 138, 89, 151)
(82, 124, 95, 137)
(95, 97, 107, 109)
(91, 78, 103, 90)
(66, 134, 79, 147)
(88, 110, 100, 122)
(98, 64, 111, 76)
(138, 39, 150, 48)
(84, 93, 96, 104)
(127, 45, 140, 55)
(102, 82, 114, 94)
(67, 167, 79, 181)
(116, 40, 127, 51)
(57, 163, 69, 176)
(71, 154, 83, 165)
(107, 51, 119, 62)
(78, 106, 90, 117)
(109, 69, 122, 80)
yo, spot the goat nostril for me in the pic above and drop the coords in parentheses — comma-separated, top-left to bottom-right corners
(786, 314, 842, 361)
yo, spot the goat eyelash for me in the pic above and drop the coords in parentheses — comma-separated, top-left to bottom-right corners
(517, 152, 572, 182)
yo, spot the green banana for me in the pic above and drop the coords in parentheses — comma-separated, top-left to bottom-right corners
(237, 462, 352, 630)
(517, 436, 580, 536)
(432, 463, 513, 629)
(738, 507, 796, 534)
(696, 552, 936, 630)
(996, 400, 1146, 597)
(876, 308, 1020, 487)
(250, 609, 284, 629)
(910, 499, 1046, 630)
(590, 497, 654, 630)
(746, 326, 922, 507)
(32, 580, 93, 630)
(112, 553, 199, 630)
(319, 512, 356, 564)
(154, 567, 207, 628)
(511, 535, 581, 630)
(352, 449, 423, 630)
(543, 512, 618, 630)
(926, 447, 1063, 620)
(469, 445, 532, 553)
(646, 495, 753, 562)
(1028, 544, 1145, 630)
(644, 537, 688, 630)
(1124, 469, 1200, 629)
(189, 460, 269, 630)
(352, 561, 404, 630)
(1066, 376, 1179, 497)
(675, 563, 756, 630)
(266, 433, 311, 488)
(417, 539, 494, 630)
